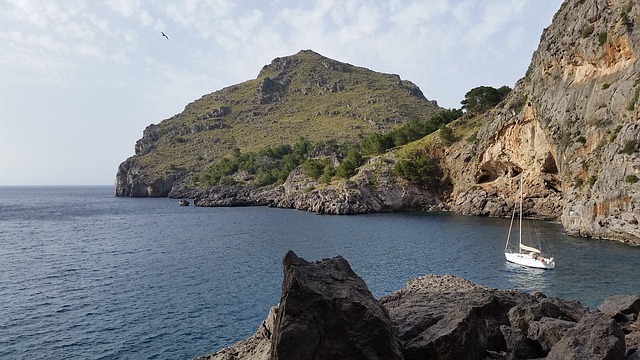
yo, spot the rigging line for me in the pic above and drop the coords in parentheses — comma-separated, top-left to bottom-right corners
(533, 216, 543, 251)
(506, 196, 518, 252)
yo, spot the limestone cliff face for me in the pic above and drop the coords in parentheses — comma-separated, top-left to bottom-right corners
(115, 158, 175, 197)
(451, 0, 640, 243)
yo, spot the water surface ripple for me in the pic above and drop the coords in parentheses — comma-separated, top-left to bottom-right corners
(1, 186, 638, 359)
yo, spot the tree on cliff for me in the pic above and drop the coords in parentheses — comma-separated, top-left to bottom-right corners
(394, 151, 442, 189)
(336, 149, 363, 178)
(461, 85, 511, 114)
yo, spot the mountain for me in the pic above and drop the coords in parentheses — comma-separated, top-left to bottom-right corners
(116, 0, 640, 244)
(115, 50, 441, 197)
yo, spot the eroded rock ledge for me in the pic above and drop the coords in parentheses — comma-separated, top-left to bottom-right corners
(196, 252, 639, 360)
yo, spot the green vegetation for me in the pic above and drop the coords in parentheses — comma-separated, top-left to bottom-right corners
(625, 175, 639, 184)
(581, 25, 594, 38)
(336, 149, 363, 179)
(439, 125, 455, 145)
(319, 164, 334, 184)
(576, 136, 587, 144)
(555, 1, 568, 19)
(509, 95, 527, 115)
(130, 50, 442, 183)
(621, 11, 630, 25)
(620, 140, 637, 155)
(621, 2, 634, 25)
(610, 125, 623, 142)
(587, 175, 598, 187)
(574, 178, 584, 188)
(360, 108, 463, 155)
(467, 131, 478, 143)
(204, 138, 317, 187)
(301, 158, 330, 179)
(198, 106, 465, 187)
(598, 32, 608, 46)
(394, 151, 442, 189)
(627, 88, 640, 111)
(125, 46, 512, 194)
(460, 86, 511, 114)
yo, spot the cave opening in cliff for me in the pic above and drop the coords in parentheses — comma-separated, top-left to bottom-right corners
(476, 161, 519, 184)
(542, 152, 559, 174)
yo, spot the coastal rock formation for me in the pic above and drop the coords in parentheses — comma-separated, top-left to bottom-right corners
(116, 0, 640, 244)
(115, 159, 175, 197)
(170, 156, 443, 214)
(171, 186, 281, 207)
(115, 49, 440, 199)
(273, 158, 443, 214)
(196, 253, 639, 360)
(448, 0, 640, 244)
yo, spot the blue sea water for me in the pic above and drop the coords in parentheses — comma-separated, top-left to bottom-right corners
(1, 186, 639, 359)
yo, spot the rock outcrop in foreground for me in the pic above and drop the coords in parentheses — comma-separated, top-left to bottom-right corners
(197, 252, 640, 360)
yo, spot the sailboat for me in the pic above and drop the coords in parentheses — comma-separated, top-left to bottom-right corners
(504, 175, 555, 269)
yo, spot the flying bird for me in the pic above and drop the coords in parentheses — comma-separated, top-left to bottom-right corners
(161, 32, 169, 40)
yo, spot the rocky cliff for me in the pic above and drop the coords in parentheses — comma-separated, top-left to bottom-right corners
(196, 252, 640, 360)
(447, 0, 640, 244)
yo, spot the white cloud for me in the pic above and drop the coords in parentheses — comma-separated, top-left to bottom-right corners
(105, 0, 140, 17)
(0, 0, 564, 185)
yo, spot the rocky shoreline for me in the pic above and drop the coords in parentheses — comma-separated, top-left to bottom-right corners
(169, 180, 445, 215)
(196, 251, 640, 360)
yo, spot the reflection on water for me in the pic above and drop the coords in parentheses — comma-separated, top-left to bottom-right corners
(502, 261, 556, 294)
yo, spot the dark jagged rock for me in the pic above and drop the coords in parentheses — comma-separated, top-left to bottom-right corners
(379, 274, 592, 360)
(546, 312, 625, 360)
(196, 252, 403, 360)
(500, 325, 544, 360)
(170, 185, 282, 207)
(507, 301, 562, 332)
(197, 254, 640, 360)
(598, 295, 640, 318)
(526, 317, 576, 353)
(270, 251, 403, 360)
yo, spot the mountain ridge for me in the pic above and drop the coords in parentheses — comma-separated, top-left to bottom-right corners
(116, 49, 441, 197)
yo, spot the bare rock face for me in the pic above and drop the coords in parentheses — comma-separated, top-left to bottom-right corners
(182, 186, 282, 207)
(270, 251, 403, 360)
(115, 158, 175, 197)
(598, 294, 640, 318)
(449, 0, 640, 243)
(546, 312, 626, 360)
(380, 275, 590, 360)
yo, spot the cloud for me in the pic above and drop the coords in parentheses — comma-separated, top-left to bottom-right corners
(105, 0, 140, 17)
(0, 0, 565, 185)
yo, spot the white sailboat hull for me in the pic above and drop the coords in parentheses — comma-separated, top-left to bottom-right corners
(505, 252, 555, 269)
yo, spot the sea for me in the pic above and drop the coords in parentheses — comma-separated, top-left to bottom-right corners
(1, 186, 639, 359)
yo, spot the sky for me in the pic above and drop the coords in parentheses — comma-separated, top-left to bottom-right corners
(0, 0, 564, 186)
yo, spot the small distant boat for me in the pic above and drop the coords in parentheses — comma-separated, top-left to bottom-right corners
(504, 175, 555, 269)
(178, 199, 190, 206)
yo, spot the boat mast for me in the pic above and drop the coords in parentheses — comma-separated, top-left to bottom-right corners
(518, 174, 523, 254)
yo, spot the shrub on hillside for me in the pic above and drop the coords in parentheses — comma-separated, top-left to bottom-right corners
(393, 151, 442, 189)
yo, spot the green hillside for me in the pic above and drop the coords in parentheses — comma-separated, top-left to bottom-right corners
(122, 50, 442, 190)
